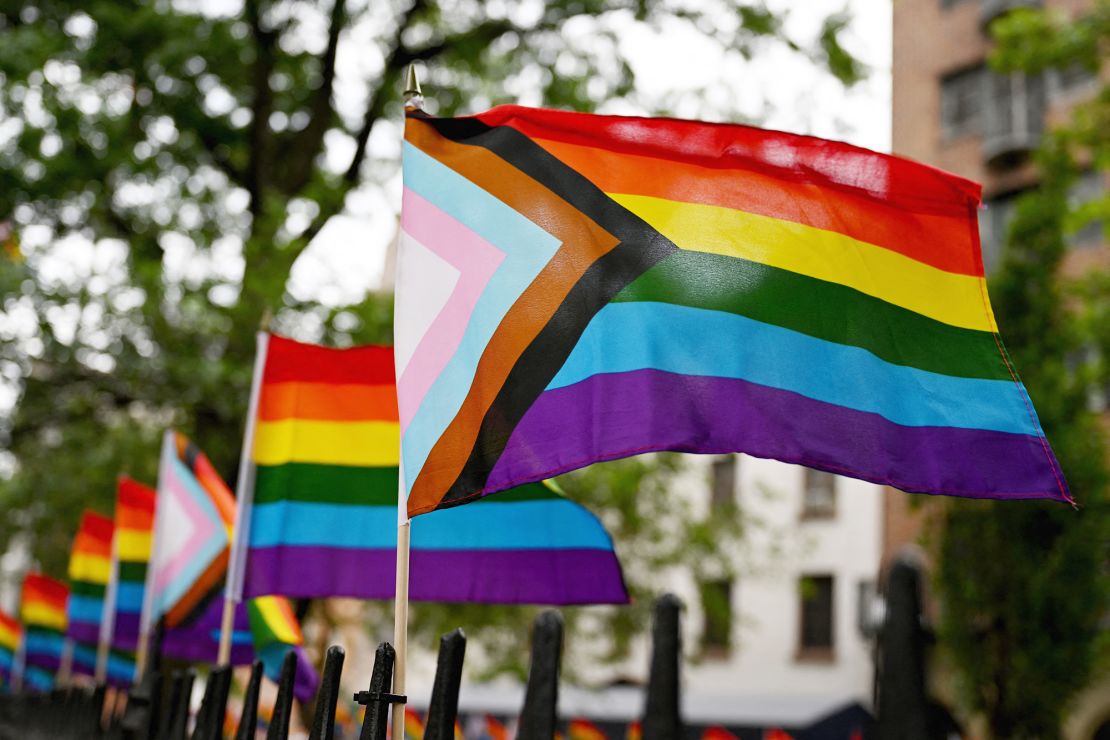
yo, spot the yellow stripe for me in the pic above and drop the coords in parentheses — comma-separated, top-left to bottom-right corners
(252, 419, 401, 467)
(611, 193, 997, 332)
(0, 625, 19, 651)
(21, 603, 66, 632)
(116, 530, 152, 562)
(254, 596, 303, 644)
(68, 553, 111, 585)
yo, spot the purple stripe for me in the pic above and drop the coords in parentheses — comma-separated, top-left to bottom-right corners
(25, 653, 61, 672)
(111, 613, 141, 651)
(246, 546, 629, 605)
(487, 369, 1067, 501)
(66, 622, 100, 645)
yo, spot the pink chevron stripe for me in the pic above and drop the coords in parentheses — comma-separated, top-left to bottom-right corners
(153, 464, 220, 594)
(398, 187, 504, 429)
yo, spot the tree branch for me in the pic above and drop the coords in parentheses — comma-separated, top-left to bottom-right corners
(245, 0, 276, 219)
(275, 0, 347, 195)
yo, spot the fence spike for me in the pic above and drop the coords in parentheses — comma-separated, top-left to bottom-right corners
(518, 611, 564, 739)
(191, 665, 232, 740)
(266, 651, 299, 740)
(424, 629, 467, 740)
(356, 642, 396, 740)
(234, 661, 265, 740)
(642, 594, 683, 740)
(161, 669, 196, 740)
(309, 646, 346, 740)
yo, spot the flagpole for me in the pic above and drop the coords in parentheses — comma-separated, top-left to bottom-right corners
(12, 626, 25, 692)
(96, 491, 122, 683)
(136, 430, 174, 680)
(392, 62, 423, 740)
(219, 328, 271, 665)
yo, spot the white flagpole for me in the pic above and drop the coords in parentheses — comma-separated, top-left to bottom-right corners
(392, 62, 423, 740)
(136, 430, 174, 680)
(218, 329, 271, 665)
(96, 488, 122, 687)
(12, 625, 25, 692)
(95, 518, 120, 683)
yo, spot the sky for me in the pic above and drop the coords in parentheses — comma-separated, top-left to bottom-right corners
(285, 0, 893, 307)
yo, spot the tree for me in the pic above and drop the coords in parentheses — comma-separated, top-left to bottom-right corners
(935, 5, 1110, 736)
(0, 0, 862, 671)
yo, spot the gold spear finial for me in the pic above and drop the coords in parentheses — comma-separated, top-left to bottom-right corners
(403, 63, 424, 111)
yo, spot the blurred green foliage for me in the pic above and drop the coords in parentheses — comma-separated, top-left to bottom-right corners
(936, 4, 1110, 736)
(0, 0, 861, 675)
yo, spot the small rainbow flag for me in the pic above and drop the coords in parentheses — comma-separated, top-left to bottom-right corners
(66, 511, 113, 647)
(239, 334, 627, 606)
(702, 728, 739, 740)
(483, 715, 509, 740)
(108, 476, 156, 652)
(20, 573, 67, 675)
(0, 610, 20, 683)
(404, 706, 425, 739)
(625, 721, 641, 740)
(568, 718, 608, 740)
(145, 431, 235, 630)
(246, 595, 318, 701)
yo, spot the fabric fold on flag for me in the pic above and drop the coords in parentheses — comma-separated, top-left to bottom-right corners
(395, 105, 1068, 517)
(241, 334, 627, 605)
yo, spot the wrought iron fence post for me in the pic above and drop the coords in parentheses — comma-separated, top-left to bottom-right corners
(191, 665, 232, 740)
(642, 594, 683, 740)
(424, 629, 467, 740)
(875, 554, 930, 740)
(266, 651, 299, 740)
(355, 642, 397, 740)
(120, 668, 162, 740)
(161, 669, 195, 740)
(234, 661, 264, 740)
(517, 610, 564, 739)
(309, 645, 346, 740)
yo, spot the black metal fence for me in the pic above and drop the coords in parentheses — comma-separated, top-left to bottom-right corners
(0, 595, 883, 739)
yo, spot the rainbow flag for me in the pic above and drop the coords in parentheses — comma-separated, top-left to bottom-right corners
(702, 728, 739, 740)
(108, 476, 156, 652)
(20, 573, 67, 675)
(0, 610, 20, 683)
(482, 715, 509, 740)
(23, 666, 54, 692)
(237, 334, 626, 605)
(66, 511, 113, 647)
(568, 719, 608, 740)
(159, 595, 317, 701)
(144, 430, 236, 630)
(396, 106, 1068, 517)
(405, 707, 425, 739)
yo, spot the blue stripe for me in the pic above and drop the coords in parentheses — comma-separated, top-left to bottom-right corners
(23, 631, 64, 657)
(0, 649, 12, 672)
(24, 666, 54, 691)
(401, 142, 560, 496)
(66, 595, 104, 624)
(250, 498, 615, 551)
(72, 643, 97, 672)
(548, 302, 1038, 436)
(115, 582, 145, 613)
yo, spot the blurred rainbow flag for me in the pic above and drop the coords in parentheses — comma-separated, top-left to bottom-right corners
(404, 707, 425, 739)
(66, 511, 113, 649)
(20, 573, 67, 676)
(107, 476, 156, 653)
(568, 718, 608, 740)
(0, 610, 20, 684)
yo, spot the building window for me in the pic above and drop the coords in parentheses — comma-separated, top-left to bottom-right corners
(941, 66, 985, 140)
(710, 456, 737, 511)
(700, 579, 733, 656)
(1068, 170, 1106, 250)
(801, 468, 836, 519)
(983, 71, 1045, 167)
(1048, 64, 1099, 102)
(798, 575, 835, 659)
(978, 190, 1024, 273)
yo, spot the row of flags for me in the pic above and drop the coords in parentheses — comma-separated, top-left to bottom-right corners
(2, 332, 630, 697)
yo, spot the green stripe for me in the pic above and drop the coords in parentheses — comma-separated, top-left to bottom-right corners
(471, 480, 560, 503)
(254, 463, 399, 506)
(69, 581, 106, 599)
(118, 562, 147, 583)
(613, 250, 1009, 380)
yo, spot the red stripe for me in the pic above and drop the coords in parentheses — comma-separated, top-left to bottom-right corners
(117, 477, 157, 515)
(470, 105, 985, 276)
(77, 511, 114, 547)
(22, 573, 68, 610)
(0, 611, 19, 633)
(262, 335, 395, 386)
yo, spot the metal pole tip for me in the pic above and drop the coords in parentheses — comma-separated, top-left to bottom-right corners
(403, 64, 423, 104)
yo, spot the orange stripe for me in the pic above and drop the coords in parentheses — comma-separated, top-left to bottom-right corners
(116, 506, 155, 532)
(533, 137, 982, 277)
(258, 382, 398, 422)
